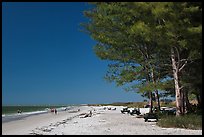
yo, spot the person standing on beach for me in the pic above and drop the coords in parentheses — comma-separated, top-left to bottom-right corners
(54, 109, 57, 114)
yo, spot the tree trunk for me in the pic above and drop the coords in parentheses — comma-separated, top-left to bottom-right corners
(171, 47, 184, 116)
(181, 89, 185, 114)
(184, 90, 192, 113)
(196, 94, 201, 108)
(144, 63, 153, 113)
(149, 91, 153, 113)
(155, 90, 161, 111)
(199, 89, 202, 108)
(150, 70, 161, 111)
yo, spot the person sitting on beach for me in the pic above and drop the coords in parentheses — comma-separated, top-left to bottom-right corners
(112, 108, 116, 110)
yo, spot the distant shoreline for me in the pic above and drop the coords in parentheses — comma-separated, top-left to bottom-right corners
(2, 105, 81, 123)
(2, 105, 82, 115)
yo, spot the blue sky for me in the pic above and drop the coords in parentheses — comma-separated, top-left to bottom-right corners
(2, 2, 145, 105)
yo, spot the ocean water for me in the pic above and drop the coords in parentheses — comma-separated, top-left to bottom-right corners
(2, 105, 78, 123)
(2, 105, 67, 115)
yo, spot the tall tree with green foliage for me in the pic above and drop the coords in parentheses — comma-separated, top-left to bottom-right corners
(152, 2, 202, 115)
(82, 2, 202, 116)
(82, 2, 171, 113)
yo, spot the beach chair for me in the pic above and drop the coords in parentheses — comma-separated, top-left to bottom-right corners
(121, 107, 130, 114)
(160, 108, 176, 115)
(130, 108, 141, 115)
(144, 113, 158, 122)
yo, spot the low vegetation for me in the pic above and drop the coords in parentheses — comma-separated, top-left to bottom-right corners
(89, 101, 201, 130)
(157, 113, 202, 130)
(88, 102, 148, 108)
(89, 101, 176, 108)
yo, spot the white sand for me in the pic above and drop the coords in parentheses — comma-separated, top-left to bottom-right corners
(2, 105, 202, 135)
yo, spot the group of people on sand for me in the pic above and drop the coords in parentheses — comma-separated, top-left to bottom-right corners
(17, 108, 58, 115)
(50, 108, 57, 114)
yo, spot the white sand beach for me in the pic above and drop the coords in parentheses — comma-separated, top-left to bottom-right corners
(2, 105, 202, 135)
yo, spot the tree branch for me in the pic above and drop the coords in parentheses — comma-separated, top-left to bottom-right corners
(179, 59, 188, 62)
(179, 86, 184, 90)
(179, 60, 188, 72)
